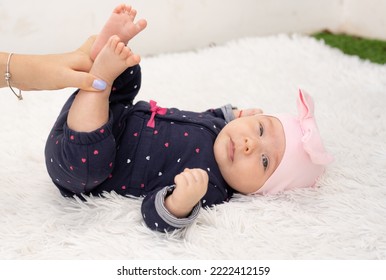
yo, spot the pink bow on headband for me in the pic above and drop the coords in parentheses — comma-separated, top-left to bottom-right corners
(297, 89, 334, 165)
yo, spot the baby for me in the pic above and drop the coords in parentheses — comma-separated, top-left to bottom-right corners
(45, 5, 333, 232)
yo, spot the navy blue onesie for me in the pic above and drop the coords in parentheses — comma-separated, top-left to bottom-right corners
(45, 65, 236, 232)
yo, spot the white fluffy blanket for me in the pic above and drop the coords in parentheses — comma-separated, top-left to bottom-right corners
(1, 34, 385, 259)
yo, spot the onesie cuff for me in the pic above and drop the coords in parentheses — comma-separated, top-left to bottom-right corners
(221, 104, 236, 123)
(155, 186, 201, 229)
(63, 112, 114, 145)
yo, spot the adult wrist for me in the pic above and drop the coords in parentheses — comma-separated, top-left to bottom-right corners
(3, 52, 23, 100)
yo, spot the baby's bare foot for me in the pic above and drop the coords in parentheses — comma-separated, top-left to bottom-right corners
(90, 4, 147, 60)
(90, 35, 140, 87)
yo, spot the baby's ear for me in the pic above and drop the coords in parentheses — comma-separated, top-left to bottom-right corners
(297, 89, 314, 119)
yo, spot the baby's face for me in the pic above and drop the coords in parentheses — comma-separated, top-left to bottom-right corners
(214, 114, 285, 194)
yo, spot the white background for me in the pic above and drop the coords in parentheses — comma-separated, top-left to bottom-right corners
(1, 0, 385, 56)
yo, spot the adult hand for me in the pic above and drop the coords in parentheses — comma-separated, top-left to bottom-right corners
(1, 36, 107, 92)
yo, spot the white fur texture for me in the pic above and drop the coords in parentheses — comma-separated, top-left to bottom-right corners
(1, 34, 385, 259)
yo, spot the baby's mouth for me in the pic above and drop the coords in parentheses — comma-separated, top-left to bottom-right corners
(229, 138, 235, 162)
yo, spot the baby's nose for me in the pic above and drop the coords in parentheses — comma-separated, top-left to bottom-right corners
(243, 137, 258, 155)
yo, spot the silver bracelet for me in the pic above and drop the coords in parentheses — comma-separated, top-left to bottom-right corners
(4, 53, 23, 100)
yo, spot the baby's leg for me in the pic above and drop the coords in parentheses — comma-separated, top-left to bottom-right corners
(90, 4, 147, 60)
(68, 35, 140, 132)
(46, 36, 139, 196)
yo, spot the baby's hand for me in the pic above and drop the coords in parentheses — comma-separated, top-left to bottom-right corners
(233, 108, 263, 118)
(174, 168, 208, 203)
(164, 168, 208, 218)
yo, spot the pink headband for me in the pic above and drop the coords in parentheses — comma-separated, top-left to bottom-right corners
(253, 89, 333, 195)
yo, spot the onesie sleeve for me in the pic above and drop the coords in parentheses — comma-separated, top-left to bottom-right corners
(141, 186, 201, 232)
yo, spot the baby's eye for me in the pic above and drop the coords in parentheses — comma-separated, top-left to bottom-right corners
(259, 123, 264, 136)
(262, 154, 269, 170)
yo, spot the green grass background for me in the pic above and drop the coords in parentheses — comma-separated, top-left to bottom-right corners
(312, 31, 386, 65)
